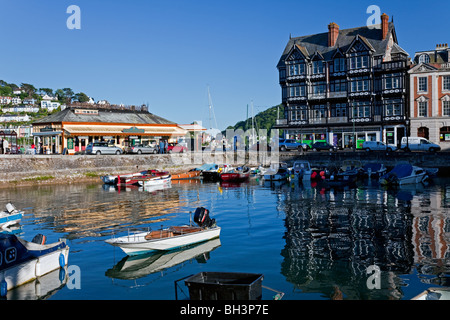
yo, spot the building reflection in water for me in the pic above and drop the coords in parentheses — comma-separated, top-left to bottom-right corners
(1, 183, 185, 240)
(280, 180, 450, 300)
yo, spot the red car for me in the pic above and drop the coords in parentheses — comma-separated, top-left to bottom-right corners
(168, 143, 188, 153)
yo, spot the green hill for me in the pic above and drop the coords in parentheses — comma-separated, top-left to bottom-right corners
(225, 104, 284, 134)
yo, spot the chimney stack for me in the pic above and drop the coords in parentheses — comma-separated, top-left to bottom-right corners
(381, 13, 389, 40)
(328, 22, 339, 47)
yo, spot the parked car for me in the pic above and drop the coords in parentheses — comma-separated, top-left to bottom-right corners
(126, 144, 159, 154)
(362, 141, 397, 152)
(311, 141, 337, 152)
(168, 143, 188, 153)
(400, 137, 441, 152)
(279, 139, 308, 152)
(86, 142, 123, 155)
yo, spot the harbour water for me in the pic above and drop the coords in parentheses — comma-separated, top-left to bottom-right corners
(2, 176, 450, 300)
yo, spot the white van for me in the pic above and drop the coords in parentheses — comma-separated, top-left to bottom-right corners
(362, 141, 397, 152)
(400, 137, 441, 152)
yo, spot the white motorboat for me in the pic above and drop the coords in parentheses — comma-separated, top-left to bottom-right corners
(263, 163, 289, 181)
(412, 288, 450, 300)
(138, 174, 172, 187)
(106, 207, 221, 255)
(379, 164, 428, 186)
(0, 203, 23, 229)
(0, 234, 69, 296)
(291, 161, 312, 181)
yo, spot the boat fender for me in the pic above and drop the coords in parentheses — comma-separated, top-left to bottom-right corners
(32, 234, 46, 245)
(0, 279, 6, 297)
(59, 253, 66, 268)
(59, 267, 66, 283)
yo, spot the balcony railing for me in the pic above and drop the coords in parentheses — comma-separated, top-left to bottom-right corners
(275, 119, 287, 126)
(328, 91, 347, 99)
(328, 116, 348, 124)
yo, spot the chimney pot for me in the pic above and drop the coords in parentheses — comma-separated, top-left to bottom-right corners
(328, 22, 339, 47)
(381, 13, 389, 40)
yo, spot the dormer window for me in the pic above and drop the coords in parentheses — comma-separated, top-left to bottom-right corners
(418, 54, 430, 64)
(289, 63, 306, 76)
(349, 54, 369, 69)
(333, 58, 346, 72)
(312, 60, 324, 74)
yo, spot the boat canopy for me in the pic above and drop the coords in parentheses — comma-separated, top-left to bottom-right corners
(363, 163, 383, 171)
(388, 164, 413, 178)
(195, 163, 218, 171)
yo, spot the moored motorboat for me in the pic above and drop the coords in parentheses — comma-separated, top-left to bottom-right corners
(379, 164, 428, 186)
(0, 233, 69, 296)
(291, 161, 312, 181)
(202, 165, 232, 182)
(263, 163, 289, 181)
(105, 207, 221, 255)
(0, 203, 23, 230)
(119, 170, 169, 186)
(220, 166, 250, 182)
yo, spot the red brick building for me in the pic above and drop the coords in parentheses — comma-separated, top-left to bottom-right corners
(408, 44, 450, 148)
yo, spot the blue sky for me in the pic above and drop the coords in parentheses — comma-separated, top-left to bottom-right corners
(1, 0, 449, 130)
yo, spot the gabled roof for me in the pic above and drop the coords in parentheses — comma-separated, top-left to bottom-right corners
(33, 107, 176, 125)
(277, 21, 406, 68)
(408, 63, 439, 74)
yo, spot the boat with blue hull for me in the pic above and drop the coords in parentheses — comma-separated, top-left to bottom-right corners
(0, 203, 23, 230)
(0, 234, 69, 296)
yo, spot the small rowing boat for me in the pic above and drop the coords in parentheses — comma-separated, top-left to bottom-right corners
(106, 207, 221, 255)
(138, 174, 172, 187)
(171, 170, 201, 180)
(0, 203, 23, 230)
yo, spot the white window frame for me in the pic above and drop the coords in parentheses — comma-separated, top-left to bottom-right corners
(418, 77, 428, 92)
(443, 100, 450, 116)
(418, 101, 428, 117)
(443, 76, 450, 92)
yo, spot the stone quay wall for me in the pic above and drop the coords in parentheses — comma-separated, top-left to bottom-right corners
(0, 150, 449, 187)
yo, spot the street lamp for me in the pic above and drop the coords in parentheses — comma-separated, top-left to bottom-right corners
(405, 119, 410, 152)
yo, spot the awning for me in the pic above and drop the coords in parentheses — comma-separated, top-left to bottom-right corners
(32, 131, 63, 136)
(62, 125, 187, 137)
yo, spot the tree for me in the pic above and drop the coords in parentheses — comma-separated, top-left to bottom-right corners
(74, 92, 89, 103)
(39, 88, 54, 96)
(21, 83, 36, 96)
(55, 88, 75, 104)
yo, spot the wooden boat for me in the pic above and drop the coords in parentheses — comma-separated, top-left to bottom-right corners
(0, 203, 22, 230)
(379, 164, 428, 186)
(220, 166, 250, 182)
(138, 174, 172, 187)
(106, 207, 221, 255)
(171, 170, 201, 180)
(119, 170, 169, 186)
(0, 233, 69, 296)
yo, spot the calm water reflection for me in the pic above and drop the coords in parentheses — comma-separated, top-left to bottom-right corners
(1, 177, 450, 300)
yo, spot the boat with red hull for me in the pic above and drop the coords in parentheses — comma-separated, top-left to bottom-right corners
(220, 166, 250, 182)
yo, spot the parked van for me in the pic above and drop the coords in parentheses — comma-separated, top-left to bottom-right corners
(400, 137, 441, 152)
(362, 141, 397, 152)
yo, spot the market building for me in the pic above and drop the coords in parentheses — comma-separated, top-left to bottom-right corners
(408, 44, 450, 148)
(275, 13, 410, 149)
(32, 104, 187, 154)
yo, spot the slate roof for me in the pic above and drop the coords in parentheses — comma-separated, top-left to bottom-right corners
(278, 22, 408, 68)
(33, 107, 175, 125)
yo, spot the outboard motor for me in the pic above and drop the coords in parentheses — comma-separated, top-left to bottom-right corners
(5, 203, 16, 214)
(194, 207, 216, 228)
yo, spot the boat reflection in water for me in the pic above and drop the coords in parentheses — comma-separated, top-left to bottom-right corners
(281, 179, 450, 300)
(5, 267, 68, 300)
(105, 238, 221, 281)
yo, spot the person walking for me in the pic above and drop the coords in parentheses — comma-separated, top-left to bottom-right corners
(3, 139, 9, 154)
(159, 140, 164, 154)
(0, 139, 3, 155)
(164, 140, 168, 154)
